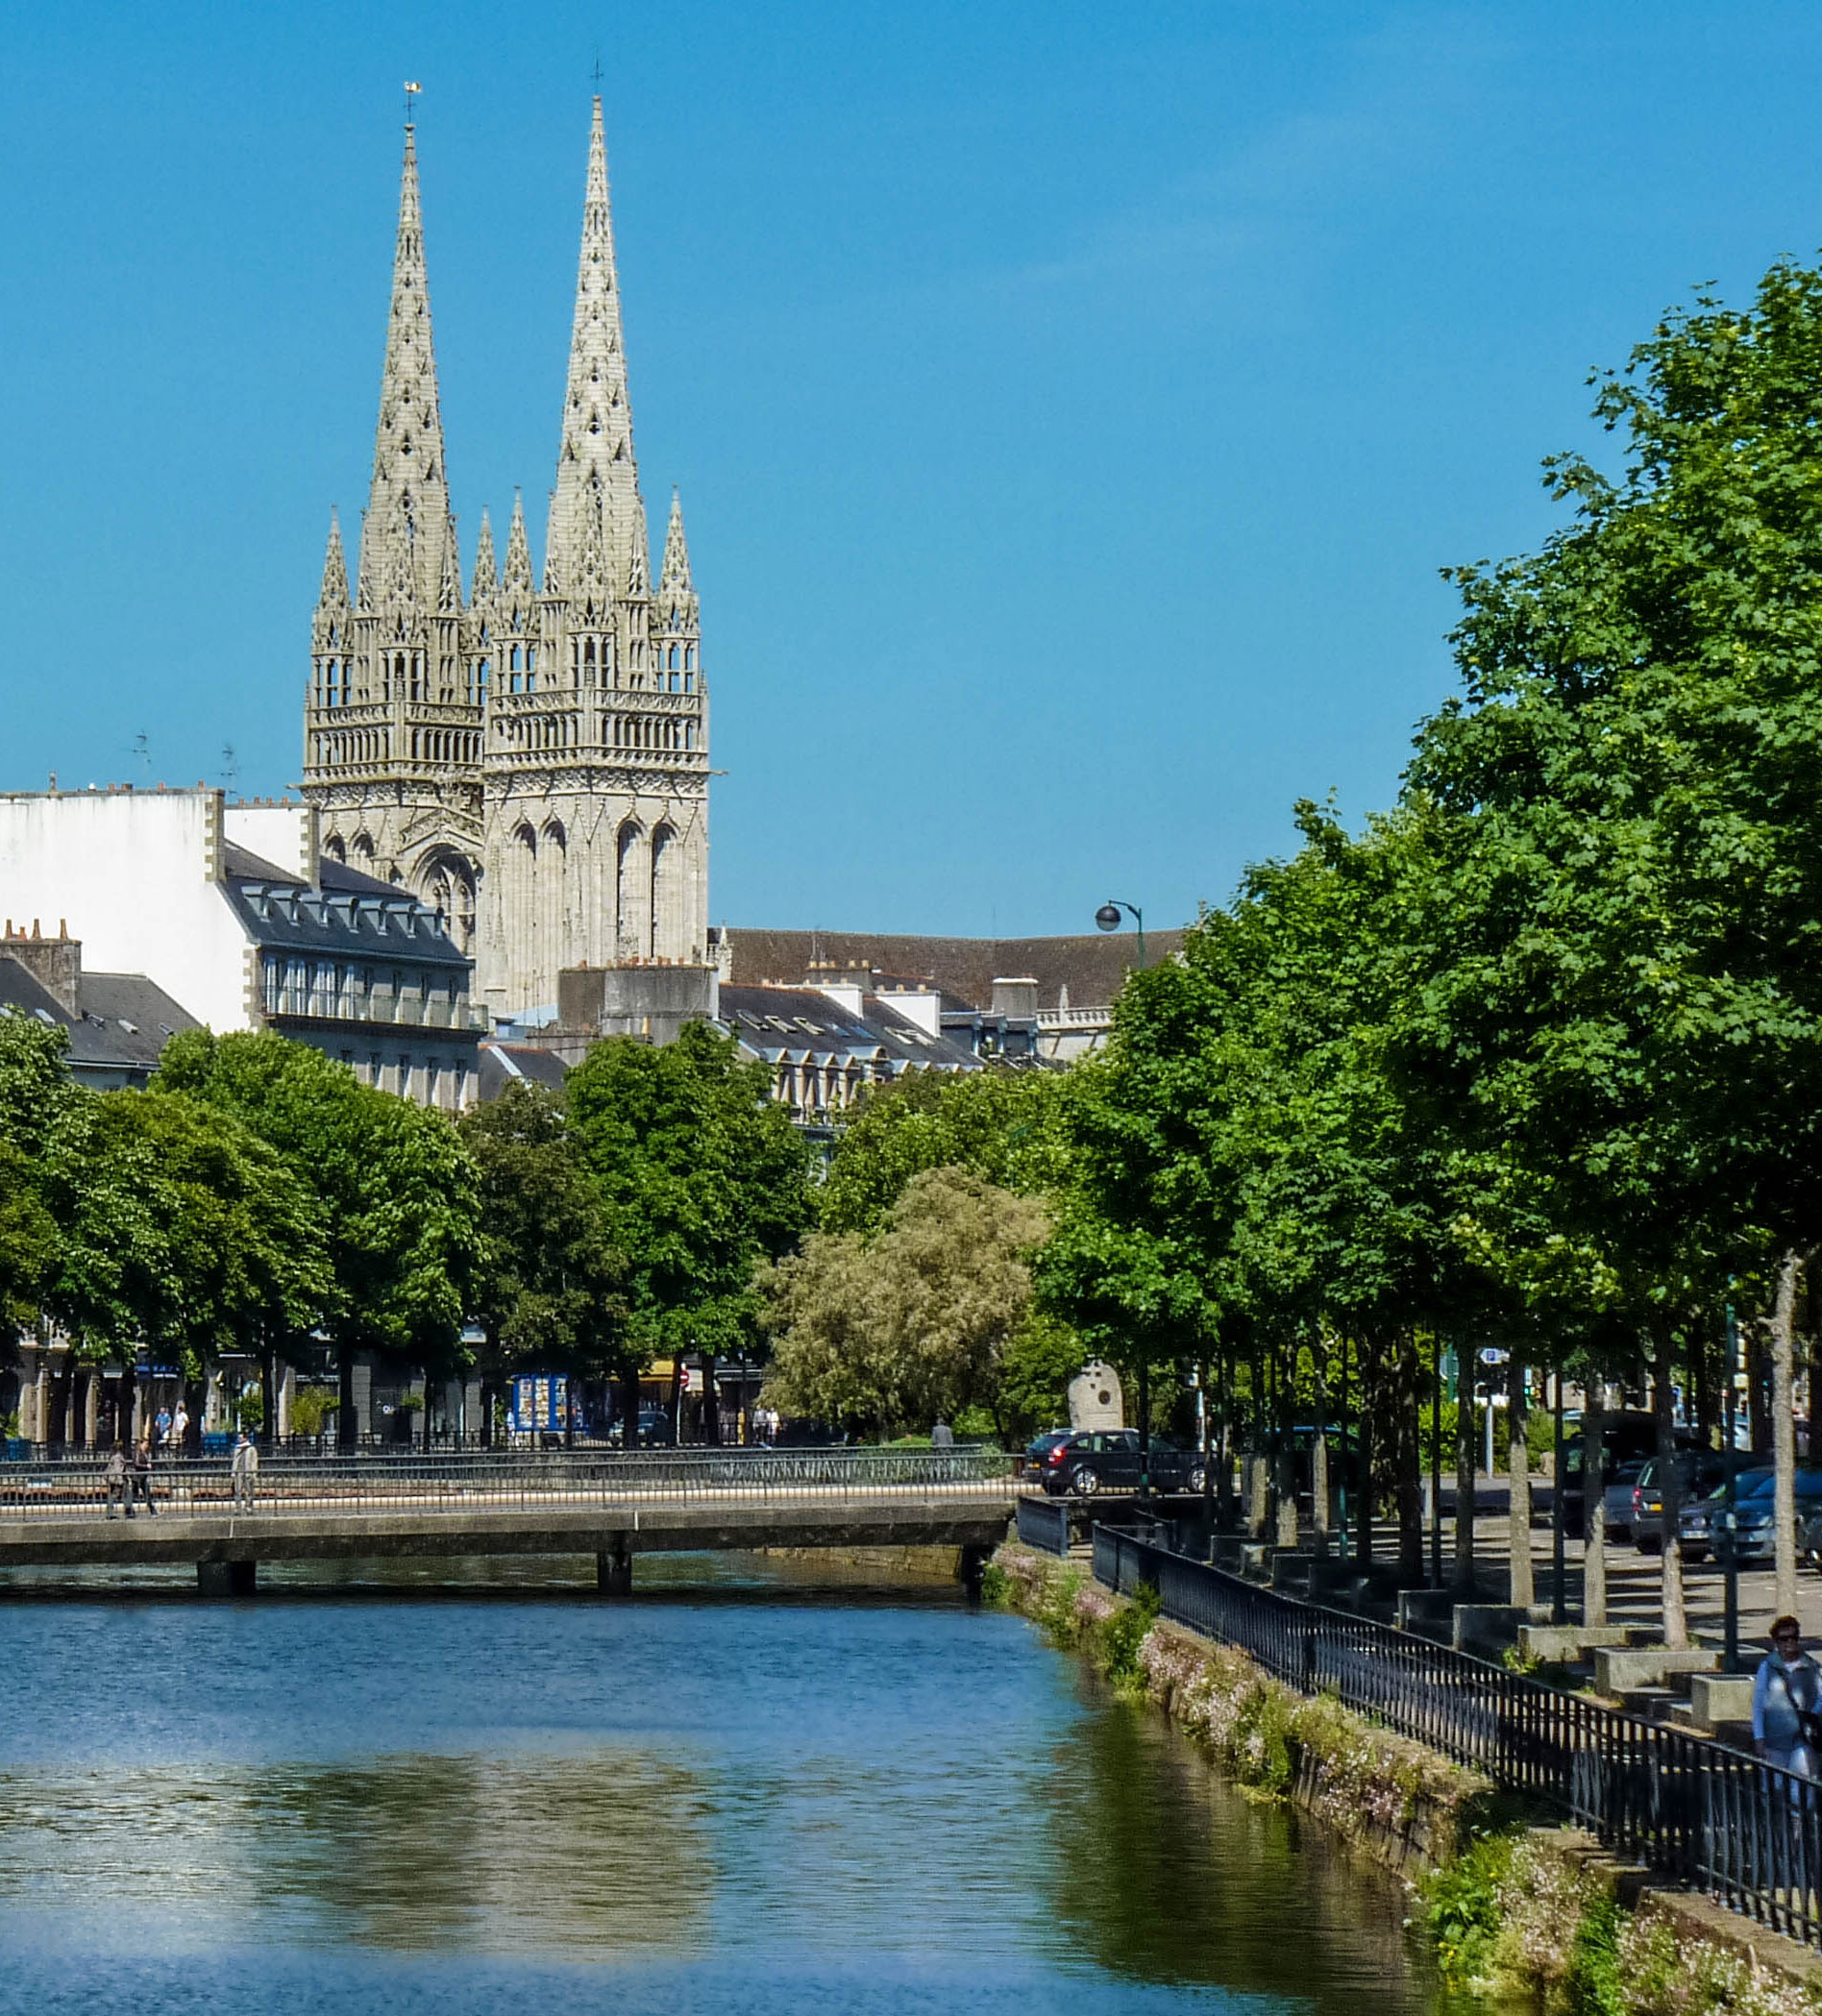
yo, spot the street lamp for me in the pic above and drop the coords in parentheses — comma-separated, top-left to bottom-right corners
(1095, 899, 1146, 969)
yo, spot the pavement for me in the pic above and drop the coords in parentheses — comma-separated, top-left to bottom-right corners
(1441, 1478, 1817, 1652)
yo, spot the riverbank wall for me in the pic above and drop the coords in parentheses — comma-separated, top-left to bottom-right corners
(990, 1541, 1822, 2015)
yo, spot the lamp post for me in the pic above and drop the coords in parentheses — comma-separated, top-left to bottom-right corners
(1722, 1303, 1741, 1675)
(1095, 899, 1146, 969)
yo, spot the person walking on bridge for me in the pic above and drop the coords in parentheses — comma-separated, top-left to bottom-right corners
(231, 1431, 259, 1513)
(126, 1435, 156, 1518)
(103, 1444, 128, 1518)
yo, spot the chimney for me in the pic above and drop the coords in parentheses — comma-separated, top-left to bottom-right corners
(991, 976, 1039, 1021)
(2, 920, 82, 1015)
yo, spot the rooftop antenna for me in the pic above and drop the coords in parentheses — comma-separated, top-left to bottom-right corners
(220, 743, 240, 793)
(403, 78, 422, 125)
(130, 731, 151, 776)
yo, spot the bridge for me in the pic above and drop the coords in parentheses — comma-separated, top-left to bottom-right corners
(0, 1448, 1018, 1595)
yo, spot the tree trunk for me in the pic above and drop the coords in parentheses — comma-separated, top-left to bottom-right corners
(337, 1344, 357, 1453)
(622, 1364, 642, 1449)
(1749, 1329, 1772, 1456)
(1354, 1338, 1376, 1568)
(422, 1369, 434, 1451)
(1453, 1365, 1477, 1593)
(1391, 1334, 1423, 1580)
(1584, 1389, 1608, 1628)
(1653, 1341, 1687, 1649)
(702, 1353, 721, 1446)
(46, 1354, 72, 1455)
(1771, 1252, 1806, 1621)
(260, 1345, 277, 1451)
(1508, 1354, 1534, 1611)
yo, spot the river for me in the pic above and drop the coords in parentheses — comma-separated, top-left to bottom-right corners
(0, 1556, 1455, 2014)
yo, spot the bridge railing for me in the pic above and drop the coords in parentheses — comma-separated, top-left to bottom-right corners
(0, 1446, 1015, 1520)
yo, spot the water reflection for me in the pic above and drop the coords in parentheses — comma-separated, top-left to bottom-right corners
(1052, 1680, 1424, 2007)
(0, 1586, 1449, 2015)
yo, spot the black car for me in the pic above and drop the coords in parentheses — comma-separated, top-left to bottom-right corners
(1036, 1429, 1207, 1497)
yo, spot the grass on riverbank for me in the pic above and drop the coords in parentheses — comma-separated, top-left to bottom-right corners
(989, 1543, 1822, 2016)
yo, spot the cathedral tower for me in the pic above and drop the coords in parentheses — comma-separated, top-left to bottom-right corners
(302, 123, 484, 950)
(303, 103, 710, 1020)
(478, 96, 709, 1016)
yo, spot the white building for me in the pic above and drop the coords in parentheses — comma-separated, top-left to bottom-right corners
(0, 786, 480, 1107)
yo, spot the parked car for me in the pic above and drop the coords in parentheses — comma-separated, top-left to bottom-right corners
(1602, 1462, 1647, 1542)
(1036, 1429, 1207, 1497)
(1679, 1469, 1822, 1561)
(1022, 1430, 1077, 1478)
(1558, 1413, 1685, 1537)
(1631, 1450, 1757, 1551)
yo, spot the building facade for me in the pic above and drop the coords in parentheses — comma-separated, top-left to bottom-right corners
(0, 788, 480, 1107)
(302, 103, 709, 1023)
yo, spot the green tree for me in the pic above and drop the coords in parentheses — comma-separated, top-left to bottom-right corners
(818, 1067, 1065, 1234)
(565, 1021, 814, 1439)
(458, 1080, 627, 1441)
(760, 1167, 1048, 1438)
(155, 1030, 482, 1447)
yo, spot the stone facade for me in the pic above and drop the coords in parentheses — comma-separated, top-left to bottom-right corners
(302, 103, 709, 1022)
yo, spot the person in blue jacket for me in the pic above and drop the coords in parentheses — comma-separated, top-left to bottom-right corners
(1754, 1616, 1822, 1777)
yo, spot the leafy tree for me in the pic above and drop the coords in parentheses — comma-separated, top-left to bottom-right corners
(760, 1167, 1048, 1438)
(818, 1068, 1065, 1234)
(155, 1030, 482, 1446)
(565, 1021, 814, 1439)
(458, 1081, 627, 1440)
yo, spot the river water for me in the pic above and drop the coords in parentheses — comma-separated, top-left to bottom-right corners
(0, 1557, 1453, 2015)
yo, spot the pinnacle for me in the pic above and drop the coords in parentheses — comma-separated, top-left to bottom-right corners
(471, 509, 499, 603)
(660, 487, 693, 596)
(317, 511, 351, 608)
(503, 491, 535, 599)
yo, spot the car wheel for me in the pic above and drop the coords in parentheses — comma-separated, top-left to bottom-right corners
(1187, 1464, 1208, 1494)
(1071, 1464, 1100, 1498)
(1637, 1535, 1662, 1555)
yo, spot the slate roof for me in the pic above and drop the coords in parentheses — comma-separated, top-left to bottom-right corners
(0, 957, 199, 1078)
(726, 927, 1184, 1014)
(477, 1043, 572, 1101)
(220, 848, 470, 971)
(717, 984, 980, 1073)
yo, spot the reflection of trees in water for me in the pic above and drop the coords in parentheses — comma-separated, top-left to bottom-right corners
(1048, 1679, 1423, 2005)
(240, 1752, 716, 1953)
(0, 1755, 714, 1955)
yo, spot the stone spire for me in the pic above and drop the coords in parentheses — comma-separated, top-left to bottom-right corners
(545, 98, 641, 601)
(503, 491, 535, 599)
(470, 508, 498, 605)
(358, 124, 453, 615)
(659, 488, 692, 598)
(317, 511, 351, 610)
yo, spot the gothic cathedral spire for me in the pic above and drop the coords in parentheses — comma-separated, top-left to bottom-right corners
(358, 124, 454, 615)
(544, 96, 641, 597)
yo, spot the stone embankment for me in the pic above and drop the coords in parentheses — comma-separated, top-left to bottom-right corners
(989, 1542, 1822, 2016)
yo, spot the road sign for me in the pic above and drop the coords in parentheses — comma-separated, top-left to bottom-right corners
(1479, 1347, 1510, 1367)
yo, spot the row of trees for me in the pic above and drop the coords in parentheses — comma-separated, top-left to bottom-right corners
(0, 1017, 814, 1447)
(761, 252, 1822, 1641)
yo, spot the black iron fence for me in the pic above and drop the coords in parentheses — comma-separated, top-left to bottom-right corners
(1096, 1526, 1822, 1951)
(0, 1446, 1015, 1521)
(1016, 1496, 1075, 1555)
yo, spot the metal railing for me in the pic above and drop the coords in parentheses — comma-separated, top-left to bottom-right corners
(1096, 1527, 1822, 1951)
(1017, 1495, 1075, 1555)
(0, 1446, 1016, 1522)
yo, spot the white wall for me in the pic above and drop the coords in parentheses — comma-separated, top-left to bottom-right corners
(225, 802, 318, 883)
(0, 790, 254, 1030)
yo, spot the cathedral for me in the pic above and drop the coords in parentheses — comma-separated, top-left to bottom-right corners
(302, 102, 709, 1020)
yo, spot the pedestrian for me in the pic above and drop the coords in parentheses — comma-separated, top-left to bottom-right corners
(931, 1419, 954, 1449)
(127, 1435, 156, 1518)
(1754, 1616, 1822, 1778)
(104, 1444, 128, 1519)
(231, 1430, 259, 1513)
(154, 1406, 171, 1451)
(171, 1403, 190, 1459)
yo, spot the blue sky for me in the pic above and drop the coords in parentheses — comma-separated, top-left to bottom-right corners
(4, 2, 1821, 936)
